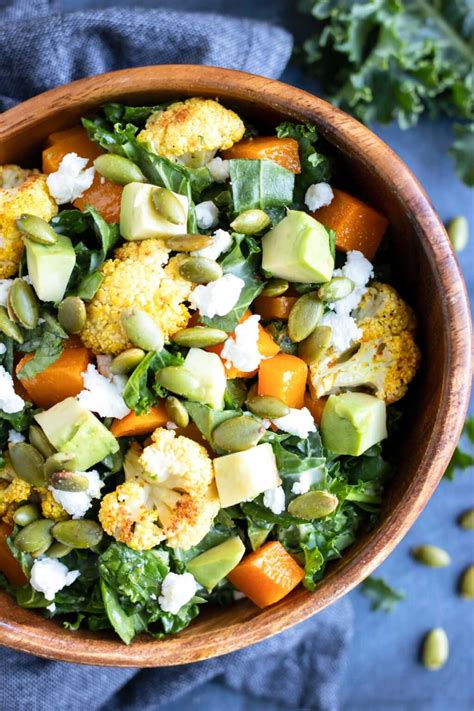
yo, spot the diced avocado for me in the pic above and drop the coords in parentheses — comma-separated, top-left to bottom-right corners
(120, 182, 188, 240)
(320, 392, 387, 456)
(187, 536, 245, 591)
(183, 348, 227, 410)
(214, 443, 281, 507)
(262, 210, 334, 283)
(35, 397, 119, 470)
(24, 234, 76, 302)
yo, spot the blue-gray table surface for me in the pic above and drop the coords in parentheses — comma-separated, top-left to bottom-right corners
(39, 1, 474, 709)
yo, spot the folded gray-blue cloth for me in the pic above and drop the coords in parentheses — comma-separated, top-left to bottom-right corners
(0, 2, 353, 710)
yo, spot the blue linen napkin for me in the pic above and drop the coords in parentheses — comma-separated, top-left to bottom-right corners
(0, 2, 353, 709)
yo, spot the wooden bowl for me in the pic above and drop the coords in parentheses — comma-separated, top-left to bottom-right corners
(0, 66, 471, 666)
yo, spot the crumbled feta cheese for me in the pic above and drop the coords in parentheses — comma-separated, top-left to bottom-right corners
(0, 365, 25, 414)
(77, 364, 130, 419)
(304, 182, 334, 212)
(195, 200, 219, 230)
(273, 407, 316, 439)
(263, 485, 286, 514)
(292, 471, 313, 495)
(46, 602, 56, 613)
(0, 279, 13, 307)
(8, 429, 25, 444)
(320, 312, 362, 353)
(262, 418, 271, 430)
(233, 590, 246, 601)
(30, 558, 80, 601)
(46, 152, 95, 205)
(191, 228, 233, 261)
(329, 251, 374, 317)
(158, 572, 198, 614)
(189, 273, 245, 318)
(0, 343, 6, 355)
(166, 421, 178, 430)
(50, 469, 104, 519)
(207, 157, 230, 183)
(221, 314, 262, 372)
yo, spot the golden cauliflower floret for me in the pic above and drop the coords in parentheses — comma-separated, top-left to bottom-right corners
(356, 282, 418, 340)
(138, 97, 245, 166)
(80, 239, 193, 355)
(0, 170, 58, 278)
(0, 477, 32, 523)
(37, 487, 68, 521)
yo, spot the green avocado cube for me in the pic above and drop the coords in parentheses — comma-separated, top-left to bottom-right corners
(187, 536, 246, 591)
(24, 234, 76, 302)
(120, 182, 188, 241)
(321, 392, 387, 456)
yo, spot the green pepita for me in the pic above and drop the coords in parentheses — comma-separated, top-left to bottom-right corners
(46, 541, 74, 559)
(16, 213, 58, 245)
(165, 396, 190, 428)
(422, 628, 449, 670)
(14, 519, 54, 554)
(288, 292, 324, 343)
(166, 234, 213, 252)
(224, 379, 248, 408)
(411, 545, 451, 568)
(8, 278, 39, 329)
(246, 394, 289, 419)
(122, 308, 164, 352)
(58, 297, 87, 334)
(0, 305, 23, 343)
(288, 490, 338, 520)
(156, 366, 202, 400)
(261, 278, 289, 297)
(230, 209, 271, 235)
(28, 425, 56, 459)
(152, 188, 186, 225)
(459, 565, 474, 599)
(13, 504, 41, 527)
(447, 215, 468, 252)
(43, 452, 76, 479)
(9, 443, 45, 487)
(93, 154, 145, 185)
(52, 519, 103, 549)
(298, 325, 333, 364)
(212, 415, 264, 452)
(317, 277, 355, 302)
(49, 470, 89, 493)
(110, 348, 146, 375)
(172, 326, 227, 348)
(265, 322, 297, 355)
(459, 508, 474, 530)
(179, 256, 223, 283)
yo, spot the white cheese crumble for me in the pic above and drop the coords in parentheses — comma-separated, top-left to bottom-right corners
(191, 228, 233, 261)
(304, 182, 334, 212)
(46, 603, 56, 613)
(195, 200, 219, 230)
(329, 250, 374, 317)
(77, 364, 130, 419)
(233, 590, 246, 601)
(46, 152, 95, 205)
(8, 429, 25, 444)
(273, 407, 316, 439)
(221, 314, 262, 372)
(49, 469, 104, 519)
(320, 311, 362, 353)
(166, 421, 178, 430)
(0, 365, 25, 414)
(263, 485, 286, 515)
(30, 558, 80, 601)
(207, 157, 230, 183)
(189, 273, 245, 318)
(158, 572, 198, 614)
(0, 343, 6, 355)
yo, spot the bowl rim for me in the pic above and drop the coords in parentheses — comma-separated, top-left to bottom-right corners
(0, 65, 471, 667)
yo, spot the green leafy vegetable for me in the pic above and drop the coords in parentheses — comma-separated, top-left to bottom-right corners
(276, 122, 331, 202)
(450, 123, 474, 185)
(185, 401, 238, 444)
(123, 349, 183, 414)
(359, 576, 406, 612)
(229, 159, 295, 212)
(102, 102, 167, 125)
(444, 415, 474, 480)
(17, 311, 68, 380)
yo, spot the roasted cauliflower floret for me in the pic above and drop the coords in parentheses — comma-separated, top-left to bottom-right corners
(80, 239, 193, 354)
(99, 430, 220, 551)
(310, 283, 420, 404)
(138, 98, 245, 167)
(37, 488, 68, 521)
(0, 168, 58, 278)
(0, 476, 31, 523)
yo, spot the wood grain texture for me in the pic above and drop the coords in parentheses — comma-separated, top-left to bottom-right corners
(0, 65, 471, 666)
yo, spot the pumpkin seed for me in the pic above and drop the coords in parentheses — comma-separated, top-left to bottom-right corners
(447, 215, 468, 252)
(122, 308, 164, 352)
(13, 504, 41, 527)
(14, 519, 54, 554)
(212, 415, 264, 452)
(422, 628, 449, 670)
(459, 508, 474, 530)
(0, 305, 23, 343)
(298, 325, 332, 364)
(93, 154, 145, 185)
(261, 278, 289, 297)
(246, 394, 289, 419)
(230, 209, 271, 235)
(166, 234, 213, 252)
(9, 443, 45, 487)
(288, 293, 324, 343)
(52, 519, 103, 549)
(58, 296, 87, 334)
(152, 188, 186, 225)
(49, 470, 89, 493)
(43, 452, 76, 479)
(318, 277, 355, 303)
(16, 213, 58, 245)
(411, 545, 451, 567)
(165, 396, 190, 428)
(265, 322, 297, 355)
(46, 541, 73, 559)
(225, 379, 248, 408)
(179, 256, 223, 283)
(288, 490, 338, 520)
(156, 366, 203, 400)
(172, 326, 227, 348)
(459, 565, 474, 599)
(28, 425, 55, 459)
(110, 348, 146, 375)
(8, 278, 39, 329)
(6, 288, 17, 322)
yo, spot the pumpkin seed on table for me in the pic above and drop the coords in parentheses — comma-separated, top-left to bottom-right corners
(110, 348, 146, 375)
(49, 470, 89, 493)
(318, 277, 355, 302)
(246, 394, 289, 419)
(165, 396, 190, 428)
(58, 296, 87, 334)
(152, 188, 186, 225)
(9, 442, 45, 487)
(43, 452, 76, 479)
(447, 215, 468, 252)
(172, 326, 227, 348)
(230, 209, 271, 234)
(28, 425, 56, 459)
(411, 545, 451, 567)
(179, 257, 223, 283)
(298, 325, 332, 365)
(16, 213, 58, 245)
(459, 508, 474, 530)
(421, 628, 449, 670)
(14, 519, 54, 554)
(459, 565, 474, 599)
(52, 519, 103, 549)
(212, 415, 264, 452)
(13, 504, 41, 527)
(46, 541, 73, 559)
(166, 234, 213, 252)
(93, 154, 145, 185)
(288, 490, 338, 520)
(0, 305, 23, 343)
(122, 308, 164, 352)
(156, 366, 203, 400)
(261, 278, 289, 297)
(288, 292, 324, 343)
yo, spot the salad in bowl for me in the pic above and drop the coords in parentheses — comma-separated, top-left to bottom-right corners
(0, 97, 420, 644)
